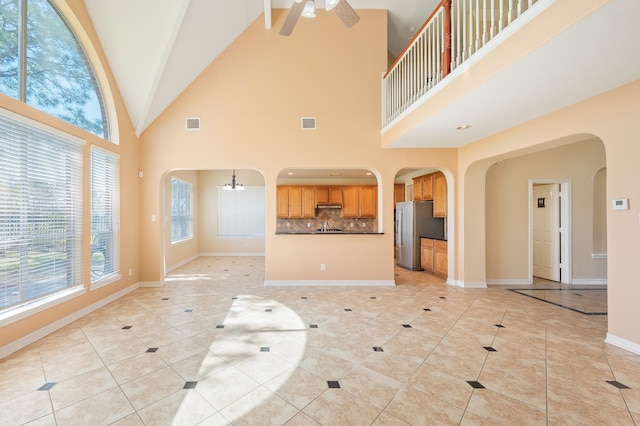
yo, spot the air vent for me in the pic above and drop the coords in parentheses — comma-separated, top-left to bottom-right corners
(301, 117, 316, 130)
(185, 117, 200, 130)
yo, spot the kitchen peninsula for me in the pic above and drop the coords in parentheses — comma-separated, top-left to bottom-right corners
(275, 185, 382, 234)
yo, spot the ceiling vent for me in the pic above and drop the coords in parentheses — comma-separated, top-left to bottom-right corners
(301, 117, 316, 130)
(185, 117, 200, 130)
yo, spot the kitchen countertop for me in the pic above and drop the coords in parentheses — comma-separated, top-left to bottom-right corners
(420, 236, 447, 241)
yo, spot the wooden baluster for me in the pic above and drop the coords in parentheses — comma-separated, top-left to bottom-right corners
(443, 0, 452, 77)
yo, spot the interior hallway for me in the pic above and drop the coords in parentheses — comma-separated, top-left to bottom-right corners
(0, 257, 638, 425)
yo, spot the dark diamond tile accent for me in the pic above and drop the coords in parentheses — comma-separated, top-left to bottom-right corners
(185, 309, 193, 313)
(483, 346, 497, 352)
(301, 297, 308, 299)
(260, 347, 270, 352)
(122, 326, 132, 330)
(184, 381, 198, 389)
(574, 293, 583, 296)
(607, 380, 630, 389)
(244, 274, 250, 276)
(344, 308, 353, 312)
(370, 297, 377, 299)
(402, 324, 412, 328)
(310, 324, 318, 329)
(494, 324, 506, 328)
(231, 297, 238, 300)
(467, 381, 485, 389)
(216, 325, 225, 329)
(38, 382, 57, 391)
(146, 348, 158, 353)
(439, 296, 446, 299)
(224, 269, 229, 272)
(373, 347, 384, 352)
(327, 381, 341, 389)
(395, 274, 400, 276)
(265, 309, 272, 312)
(423, 308, 432, 312)
(162, 298, 170, 300)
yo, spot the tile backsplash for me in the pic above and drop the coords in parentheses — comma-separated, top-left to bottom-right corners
(277, 208, 377, 233)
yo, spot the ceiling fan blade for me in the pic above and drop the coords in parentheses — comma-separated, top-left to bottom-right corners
(279, 1, 305, 36)
(333, 0, 360, 29)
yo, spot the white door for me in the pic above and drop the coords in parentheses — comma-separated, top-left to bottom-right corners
(533, 184, 560, 281)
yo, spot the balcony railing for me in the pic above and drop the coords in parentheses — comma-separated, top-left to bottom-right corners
(382, 0, 540, 128)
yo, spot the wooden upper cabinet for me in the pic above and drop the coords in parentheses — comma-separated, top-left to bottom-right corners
(316, 187, 343, 205)
(277, 186, 315, 218)
(394, 184, 405, 206)
(422, 174, 434, 200)
(359, 186, 377, 218)
(342, 186, 376, 218)
(433, 172, 447, 218)
(341, 187, 360, 218)
(412, 177, 423, 201)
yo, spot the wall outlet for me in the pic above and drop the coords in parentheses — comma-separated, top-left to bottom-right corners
(320, 263, 326, 271)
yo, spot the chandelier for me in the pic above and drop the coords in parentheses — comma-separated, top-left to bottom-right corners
(223, 169, 245, 191)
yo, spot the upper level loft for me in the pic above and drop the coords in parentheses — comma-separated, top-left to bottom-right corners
(380, 0, 639, 149)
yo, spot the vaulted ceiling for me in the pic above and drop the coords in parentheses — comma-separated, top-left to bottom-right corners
(83, 0, 639, 148)
(84, 0, 437, 137)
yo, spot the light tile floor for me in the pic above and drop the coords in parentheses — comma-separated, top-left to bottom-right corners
(1, 256, 639, 425)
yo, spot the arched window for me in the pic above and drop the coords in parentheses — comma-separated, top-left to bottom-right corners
(0, 0, 109, 139)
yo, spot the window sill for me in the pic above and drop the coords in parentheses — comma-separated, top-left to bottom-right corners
(0, 286, 86, 328)
(90, 273, 123, 291)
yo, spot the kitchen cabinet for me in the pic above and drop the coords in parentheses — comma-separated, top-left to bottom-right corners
(434, 239, 448, 277)
(421, 237, 448, 278)
(394, 184, 405, 206)
(315, 187, 343, 206)
(277, 186, 315, 218)
(420, 238, 435, 272)
(433, 172, 447, 217)
(341, 186, 377, 218)
(412, 174, 433, 201)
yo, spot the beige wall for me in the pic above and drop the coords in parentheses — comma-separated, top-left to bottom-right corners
(138, 9, 458, 284)
(457, 81, 640, 348)
(485, 138, 606, 283)
(0, 0, 140, 348)
(197, 169, 266, 256)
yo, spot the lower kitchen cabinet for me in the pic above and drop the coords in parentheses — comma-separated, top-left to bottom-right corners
(421, 237, 448, 278)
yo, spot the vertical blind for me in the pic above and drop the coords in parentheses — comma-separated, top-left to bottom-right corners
(218, 186, 265, 238)
(90, 146, 119, 283)
(171, 177, 193, 243)
(0, 110, 83, 310)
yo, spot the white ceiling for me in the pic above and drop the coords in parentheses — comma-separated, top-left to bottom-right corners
(83, 0, 639, 146)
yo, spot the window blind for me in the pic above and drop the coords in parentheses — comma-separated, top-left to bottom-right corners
(0, 110, 83, 310)
(218, 186, 265, 238)
(171, 177, 193, 243)
(90, 146, 119, 283)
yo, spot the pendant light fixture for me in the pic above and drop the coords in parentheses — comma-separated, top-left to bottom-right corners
(301, 0, 316, 18)
(223, 169, 245, 191)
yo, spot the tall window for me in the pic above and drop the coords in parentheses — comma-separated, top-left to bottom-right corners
(218, 186, 265, 238)
(0, 0, 109, 139)
(0, 110, 83, 310)
(90, 146, 119, 285)
(171, 177, 193, 243)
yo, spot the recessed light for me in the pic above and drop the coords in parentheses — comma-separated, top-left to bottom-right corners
(287, 172, 293, 175)
(330, 173, 341, 177)
(366, 172, 372, 176)
(456, 124, 471, 130)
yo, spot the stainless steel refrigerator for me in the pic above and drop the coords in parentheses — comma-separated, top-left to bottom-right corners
(395, 200, 445, 270)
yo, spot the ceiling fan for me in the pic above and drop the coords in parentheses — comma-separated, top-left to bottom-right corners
(279, 0, 360, 36)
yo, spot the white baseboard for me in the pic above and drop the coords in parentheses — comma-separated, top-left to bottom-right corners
(199, 252, 266, 257)
(0, 282, 140, 360)
(264, 280, 395, 287)
(571, 278, 607, 285)
(451, 280, 487, 288)
(487, 278, 531, 285)
(605, 333, 640, 355)
(139, 281, 165, 288)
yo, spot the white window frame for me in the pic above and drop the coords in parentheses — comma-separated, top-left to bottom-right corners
(171, 177, 194, 244)
(0, 108, 85, 325)
(90, 145, 121, 290)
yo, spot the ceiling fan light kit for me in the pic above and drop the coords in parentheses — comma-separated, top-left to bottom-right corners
(278, 0, 359, 36)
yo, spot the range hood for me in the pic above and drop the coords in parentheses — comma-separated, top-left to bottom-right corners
(316, 203, 342, 209)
